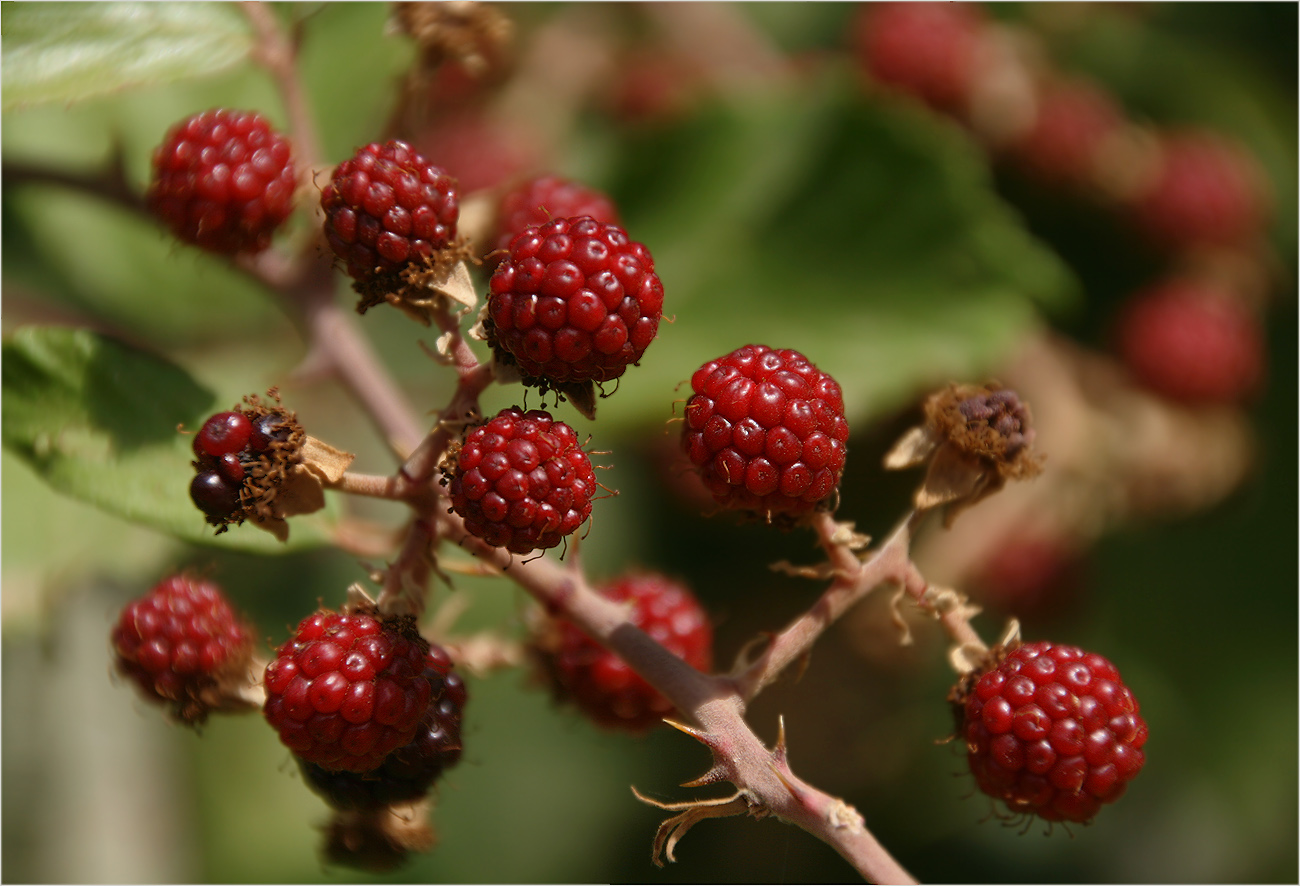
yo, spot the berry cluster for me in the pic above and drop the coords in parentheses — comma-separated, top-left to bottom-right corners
(854, 2, 984, 114)
(682, 344, 850, 519)
(446, 407, 597, 555)
(189, 407, 295, 526)
(485, 216, 664, 391)
(263, 608, 433, 773)
(147, 108, 297, 255)
(959, 641, 1148, 823)
(297, 643, 468, 810)
(111, 574, 252, 723)
(534, 573, 712, 732)
(321, 139, 461, 292)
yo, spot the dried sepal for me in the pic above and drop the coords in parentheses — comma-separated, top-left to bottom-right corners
(631, 786, 752, 867)
(887, 383, 1044, 526)
(322, 799, 436, 873)
(359, 252, 479, 325)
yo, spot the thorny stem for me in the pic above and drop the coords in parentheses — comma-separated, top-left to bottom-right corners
(730, 510, 929, 702)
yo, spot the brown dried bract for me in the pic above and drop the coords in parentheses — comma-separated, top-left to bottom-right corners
(885, 383, 1044, 526)
(354, 246, 479, 324)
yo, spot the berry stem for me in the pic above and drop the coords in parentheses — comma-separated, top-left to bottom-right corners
(242, 1, 325, 180)
(731, 510, 927, 701)
(3, 155, 144, 217)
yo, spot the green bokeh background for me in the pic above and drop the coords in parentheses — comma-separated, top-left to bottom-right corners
(3, 3, 1295, 882)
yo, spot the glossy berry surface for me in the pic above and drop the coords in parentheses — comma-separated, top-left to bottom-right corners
(683, 344, 849, 517)
(962, 641, 1148, 823)
(1115, 279, 1264, 404)
(111, 574, 250, 716)
(263, 610, 432, 773)
(854, 1, 987, 113)
(321, 140, 460, 282)
(298, 644, 468, 810)
(486, 216, 663, 386)
(447, 407, 597, 555)
(193, 411, 253, 458)
(542, 574, 712, 732)
(1131, 132, 1268, 251)
(190, 470, 243, 519)
(147, 108, 296, 254)
(493, 175, 620, 255)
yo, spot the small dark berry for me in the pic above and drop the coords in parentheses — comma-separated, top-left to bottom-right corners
(190, 471, 242, 518)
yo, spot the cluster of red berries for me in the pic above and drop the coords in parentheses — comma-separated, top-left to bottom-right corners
(959, 641, 1148, 823)
(189, 408, 293, 524)
(111, 573, 253, 723)
(446, 407, 597, 555)
(682, 344, 850, 519)
(262, 608, 436, 773)
(533, 573, 713, 732)
(296, 643, 468, 810)
(485, 215, 664, 390)
(147, 108, 297, 254)
(320, 139, 461, 289)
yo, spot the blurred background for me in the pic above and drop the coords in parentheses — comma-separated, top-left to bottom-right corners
(3, 3, 1295, 882)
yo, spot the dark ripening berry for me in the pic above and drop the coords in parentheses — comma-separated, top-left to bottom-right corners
(854, 2, 987, 113)
(1115, 279, 1264, 404)
(539, 574, 712, 732)
(961, 641, 1148, 823)
(955, 388, 1034, 460)
(263, 609, 432, 773)
(493, 175, 620, 256)
(447, 407, 597, 555)
(193, 410, 253, 458)
(147, 108, 296, 254)
(321, 140, 460, 283)
(190, 470, 242, 519)
(249, 412, 292, 451)
(486, 216, 663, 386)
(682, 344, 849, 518)
(297, 645, 469, 810)
(111, 573, 252, 722)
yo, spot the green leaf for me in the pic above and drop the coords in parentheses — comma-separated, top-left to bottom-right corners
(594, 74, 1078, 434)
(2, 2, 254, 110)
(2, 326, 338, 552)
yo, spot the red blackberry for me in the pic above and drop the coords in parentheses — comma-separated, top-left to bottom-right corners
(1115, 279, 1264, 404)
(147, 108, 296, 254)
(320, 140, 460, 285)
(111, 573, 253, 723)
(1130, 132, 1269, 251)
(446, 407, 597, 555)
(485, 216, 664, 390)
(959, 640, 1148, 823)
(297, 644, 468, 810)
(854, 2, 987, 113)
(535, 573, 712, 732)
(263, 608, 432, 773)
(492, 175, 620, 256)
(682, 344, 850, 519)
(192, 410, 253, 458)
(1007, 79, 1125, 190)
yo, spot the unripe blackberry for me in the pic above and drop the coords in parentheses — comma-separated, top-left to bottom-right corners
(493, 175, 620, 256)
(321, 140, 460, 285)
(263, 608, 432, 773)
(111, 573, 254, 723)
(1115, 279, 1264, 404)
(1007, 79, 1125, 190)
(958, 641, 1148, 823)
(534, 573, 712, 732)
(1130, 132, 1269, 251)
(682, 344, 849, 519)
(485, 216, 664, 391)
(147, 108, 296, 254)
(298, 644, 468, 810)
(853, 1, 987, 113)
(446, 407, 597, 555)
